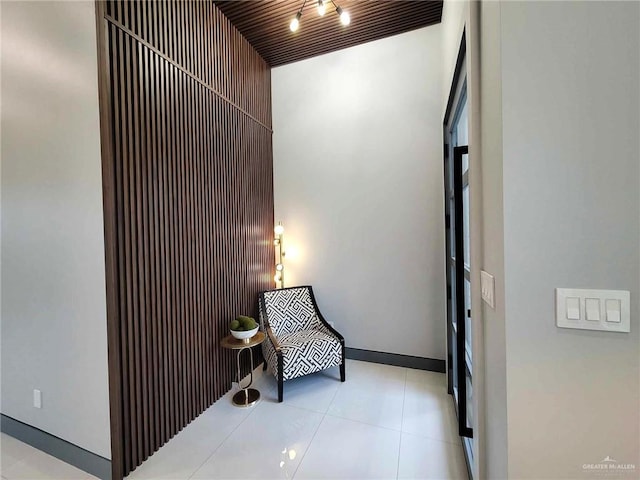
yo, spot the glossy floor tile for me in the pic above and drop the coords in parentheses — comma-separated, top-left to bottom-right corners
(398, 432, 468, 480)
(327, 379, 405, 431)
(293, 415, 401, 479)
(1, 360, 468, 480)
(191, 402, 323, 479)
(264, 367, 342, 414)
(0, 434, 97, 480)
(126, 397, 253, 480)
(402, 379, 460, 445)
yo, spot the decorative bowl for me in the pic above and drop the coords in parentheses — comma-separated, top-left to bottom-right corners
(230, 326, 259, 342)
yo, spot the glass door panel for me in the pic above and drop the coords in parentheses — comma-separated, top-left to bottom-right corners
(444, 37, 473, 479)
(464, 277, 472, 362)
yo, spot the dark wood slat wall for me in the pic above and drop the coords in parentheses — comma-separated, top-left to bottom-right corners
(96, 2, 273, 478)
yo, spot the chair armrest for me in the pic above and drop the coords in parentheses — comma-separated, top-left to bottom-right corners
(306, 287, 344, 343)
(316, 314, 344, 343)
(264, 324, 282, 353)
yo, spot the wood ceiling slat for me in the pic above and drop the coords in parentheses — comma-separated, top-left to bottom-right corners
(222, 2, 304, 24)
(234, 3, 442, 41)
(222, 19, 438, 58)
(253, 13, 440, 46)
(215, 0, 443, 66)
(253, 18, 441, 62)
(241, 21, 442, 62)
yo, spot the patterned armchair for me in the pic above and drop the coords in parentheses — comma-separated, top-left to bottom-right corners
(258, 286, 345, 402)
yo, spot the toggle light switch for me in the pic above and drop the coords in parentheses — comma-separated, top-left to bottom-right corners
(606, 299, 621, 323)
(566, 297, 580, 320)
(585, 298, 600, 321)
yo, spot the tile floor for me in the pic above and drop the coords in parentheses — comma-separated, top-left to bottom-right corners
(1, 360, 468, 480)
(0, 433, 98, 480)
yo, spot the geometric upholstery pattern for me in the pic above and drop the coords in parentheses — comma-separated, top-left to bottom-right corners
(259, 286, 345, 402)
(261, 287, 324, 336)
(267, 329, 342, 381)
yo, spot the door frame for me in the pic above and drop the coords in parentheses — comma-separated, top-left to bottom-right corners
(444, 31, 466, 397)
(443, 28, 475, 479)
(453, 144, 472, 439)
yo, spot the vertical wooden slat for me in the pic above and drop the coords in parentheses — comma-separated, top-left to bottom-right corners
(119, 29, 138, 474)
(125, 33, 145, 469)
(168, 62, 179, 436)
(177, 66, 186, 425)
(158, 55, 172, 443)
(182, 71, 193, 424)
(139, 41, 155, 457)
(189, 73, 198, 418)
(185, 0, 193, 77)
(151, 51, 165, 448)
(201, 82, 210, 409)
(132, 36, 152, 463)
(145, 43, 161, 451)
(141, 1, 148, 46)
(190, 77, 201, 414)
(95, 4, 124, 477)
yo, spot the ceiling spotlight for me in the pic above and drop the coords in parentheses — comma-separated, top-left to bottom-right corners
(336, 6, 350, 26)
(290, 12, 301, 32)
(317, 0, 326, 16)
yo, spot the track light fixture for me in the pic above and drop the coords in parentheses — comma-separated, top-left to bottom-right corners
(289, 0, 351, 33)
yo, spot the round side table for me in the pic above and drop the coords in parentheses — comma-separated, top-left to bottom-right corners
(220, 331, 266, 407)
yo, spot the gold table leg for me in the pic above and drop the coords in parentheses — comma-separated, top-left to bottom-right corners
(232, 345, 260, 407)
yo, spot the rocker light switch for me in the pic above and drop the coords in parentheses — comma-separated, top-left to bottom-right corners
(585, 298, 600, 321)
(606, 299, 621, 323)
(566, 297, 580, 320)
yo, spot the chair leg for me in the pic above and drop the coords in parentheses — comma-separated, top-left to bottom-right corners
(340, 362, 345, 382)
(277, 354, 284, 403)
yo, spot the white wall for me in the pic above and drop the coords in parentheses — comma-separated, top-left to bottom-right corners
(442, 3, 506, 479)
(448, 1, 640, 477)
(477, 1, 509, 478)
(1, 1, 111, 458)
(272, 27, 445, 359)
(500, 2, 639, 476)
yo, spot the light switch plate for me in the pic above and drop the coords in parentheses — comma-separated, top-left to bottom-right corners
(556, 288, 630, 333)
(481, 270, 495, 309)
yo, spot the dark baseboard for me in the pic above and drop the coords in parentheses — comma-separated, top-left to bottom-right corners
(345, 347, 446, 373)
(1, 414, 111, 480)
